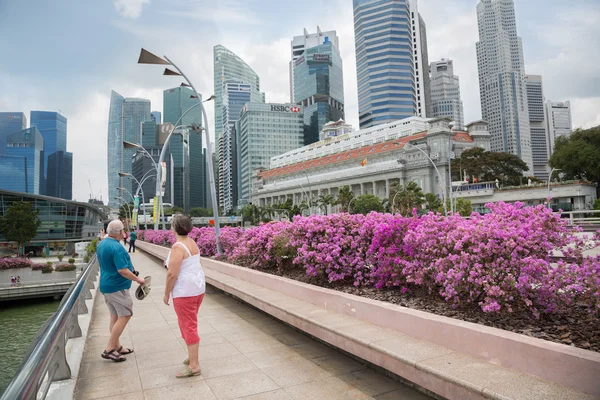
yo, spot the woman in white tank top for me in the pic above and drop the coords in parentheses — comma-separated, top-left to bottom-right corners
(163, 214, 206, 378)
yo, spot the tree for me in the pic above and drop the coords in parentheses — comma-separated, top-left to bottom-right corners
(118, 202, 134, 219)
(424, 193, 443, 213)
(389, 181, 425, 216)
(188, 207, 213, 217)
(336, 185, 354, 213)
(453, 148, 529, 185)
(317, 194, 336, 215)
(352, 194, 384, 215)
(593, 199, 600, 210)
(549, 125, 600, 193)
(0, 202, 41, 255)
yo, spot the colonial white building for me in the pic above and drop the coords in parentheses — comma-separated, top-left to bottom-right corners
(253, 118, 491, 211)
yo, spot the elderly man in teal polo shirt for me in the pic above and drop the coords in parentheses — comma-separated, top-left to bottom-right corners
(96, 220, 145, 362)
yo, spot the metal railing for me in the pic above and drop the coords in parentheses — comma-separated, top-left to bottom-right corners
(1, 255, 99, 400)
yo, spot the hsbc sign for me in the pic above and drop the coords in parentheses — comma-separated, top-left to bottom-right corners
(271, 105, 301, 113)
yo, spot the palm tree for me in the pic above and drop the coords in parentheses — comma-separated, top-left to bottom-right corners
(336, 186, 354, 213)
(317, 194, 336, 215)
(424, 193, 443, 213)
(390, 181, 425, 216)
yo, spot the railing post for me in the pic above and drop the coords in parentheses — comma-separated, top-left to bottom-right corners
(77, 294, 88, 314)
(67, 310, 82, 339)
(52, 332, 72, 381)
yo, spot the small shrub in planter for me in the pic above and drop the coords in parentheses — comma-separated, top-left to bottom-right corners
(57, 254, 64, 262)
(32, 263, 53, 273)
(83, 255, 90, 263)
(68, 258, 75, 264)
(55, 263, 76, 272)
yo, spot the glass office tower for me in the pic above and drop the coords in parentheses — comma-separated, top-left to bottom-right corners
(220, 80, 253, 213)
(0, 155, 28, 193)
(4, 128, 44, 194)
(236, 102, 304, 205)
(0, 112, 27, 155)
(30, 111, 67, 194)
(293, 41, 344, 145)
(46, 151, 73, 200)
(213, 45, 265, 147)
(353, 0, 416, 129)
(163, 86, 205, 210)
(106, 91, 151, 208)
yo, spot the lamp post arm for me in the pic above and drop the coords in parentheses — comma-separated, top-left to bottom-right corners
(164, 55, 222, 255)
(414, 147, 447, 216)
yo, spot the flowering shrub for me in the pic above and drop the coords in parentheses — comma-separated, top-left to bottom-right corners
(230, 222, 293, 270)
(137, 204, 600, 316)
(0, 257, 32, 270)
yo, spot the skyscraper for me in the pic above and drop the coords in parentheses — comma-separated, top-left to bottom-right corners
(430, 59, 464, 129)
(289, 27, 339, 103)
(4, 128, 44, 194)
(0, 155, 28, 192)
(476, 0, 533, 172)
(353, 0, 417, 129)
(236, 103, 304, 205)
(220, 80, 253, 213)
(107, 90, 151, 208)
(0, 112, 27, 155)
(151, 111, 162, 124)
(410, 1, 431, 118)
(545, 100, 572, 155)
(30, 111, 68, 195)
(163, 86, 205, 210)
(214, 45, 265, 209)
(524, 75, 549, 180)
(46, 151, 73, 200)
(213, 45, 264, 146)
(293, 38, 345, 145)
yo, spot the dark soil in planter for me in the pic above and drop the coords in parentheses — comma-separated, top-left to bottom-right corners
(240, 263, 600, 353)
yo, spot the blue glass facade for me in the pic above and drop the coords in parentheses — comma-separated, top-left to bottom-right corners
(30, 111, 67, 194)
(353, 0, 416, 129)
(106, 91, 151, 208)
(163, 87, 205, 210)
(46, 151, 73, 200)
(293, 42, 345, 145)
(4, 128, 44, 194)
(0, 155, 28, 192)
(0, 112, 27, 155)
(151, 111, 161, 124)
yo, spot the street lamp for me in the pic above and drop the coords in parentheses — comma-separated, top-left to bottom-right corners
(406, 143, 448, 216)
(547, 168, 562, 206)
(119, 172, 156, 228)
(138, 48, 222, 255)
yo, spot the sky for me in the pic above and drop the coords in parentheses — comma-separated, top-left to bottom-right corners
(1, 0, 599, 204)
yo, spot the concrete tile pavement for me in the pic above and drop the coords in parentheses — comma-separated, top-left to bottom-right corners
(74, 250, 430, 400)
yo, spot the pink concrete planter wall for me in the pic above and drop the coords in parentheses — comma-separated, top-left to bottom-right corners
(136, 240, 600, 395)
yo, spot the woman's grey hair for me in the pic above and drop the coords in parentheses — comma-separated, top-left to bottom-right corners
(107, 220, 124, 235)
(172, 214, 193, 236)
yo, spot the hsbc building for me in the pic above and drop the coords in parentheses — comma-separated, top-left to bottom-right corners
(234, 102, 305, 207)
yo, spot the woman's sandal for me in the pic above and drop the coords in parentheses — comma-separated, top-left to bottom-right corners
(176, 367, 201, 378)
(101, 349, 126, 362)
(118, 346, 134, 355)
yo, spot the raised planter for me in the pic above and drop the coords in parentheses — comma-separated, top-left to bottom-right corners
(136, 240, 600, 397)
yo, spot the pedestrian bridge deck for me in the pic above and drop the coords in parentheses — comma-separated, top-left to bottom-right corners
(75, 251, 427, 400)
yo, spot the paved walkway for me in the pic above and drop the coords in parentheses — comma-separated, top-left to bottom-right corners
(75, 250, 429, 400)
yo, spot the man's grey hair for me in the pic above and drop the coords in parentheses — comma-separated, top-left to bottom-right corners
(107, 220, 124, 236)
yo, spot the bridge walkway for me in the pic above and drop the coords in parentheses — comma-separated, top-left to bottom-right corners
(75, 250, 428, 400)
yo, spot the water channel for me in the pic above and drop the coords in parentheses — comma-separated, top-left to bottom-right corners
(0, 298, 59, 394)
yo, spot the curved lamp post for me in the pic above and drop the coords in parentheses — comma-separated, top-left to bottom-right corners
(119, 172, 156, 228)
(115, 196, 131, 228)
(137, 48, 222, 255)
(409, 144, 448, 216)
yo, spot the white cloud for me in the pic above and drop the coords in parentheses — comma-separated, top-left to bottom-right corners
(113, 0, 150, 18)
